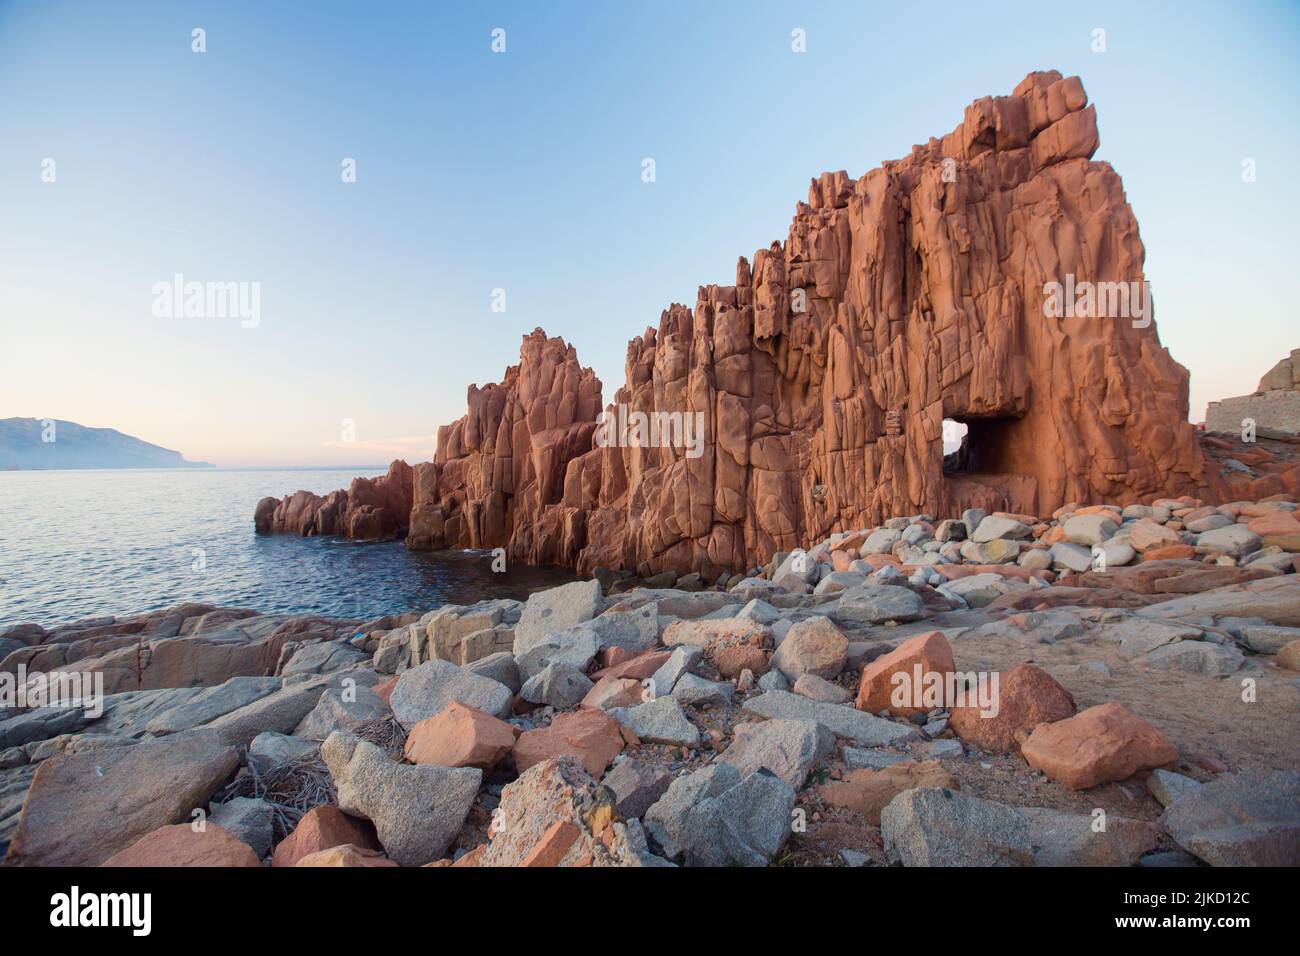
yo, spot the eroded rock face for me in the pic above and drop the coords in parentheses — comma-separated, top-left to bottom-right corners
(257, 72, 1299, 575)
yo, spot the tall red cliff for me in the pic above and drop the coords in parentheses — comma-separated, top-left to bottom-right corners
(569, 70, 1211, 577)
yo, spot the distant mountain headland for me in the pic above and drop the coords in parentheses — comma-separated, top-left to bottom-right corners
(0, 418, 213, 470)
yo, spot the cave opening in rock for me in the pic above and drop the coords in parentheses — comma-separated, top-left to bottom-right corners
(942, 418, 970, 475)
(942, 416, 1017, 476)
(942, 419, 968, 456)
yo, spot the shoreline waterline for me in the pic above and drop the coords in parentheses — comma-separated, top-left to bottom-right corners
(0, 469, 575, 626)
(10, 546, 580, 629)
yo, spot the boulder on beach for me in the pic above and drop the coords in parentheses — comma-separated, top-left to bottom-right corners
(1020, 702, 1178, 790)
(321, 731, 481, 867)
(4, 730, 240, 867)
(101, 823, 262, 868)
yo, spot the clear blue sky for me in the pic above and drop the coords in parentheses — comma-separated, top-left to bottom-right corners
(2, 0, 1296, 466)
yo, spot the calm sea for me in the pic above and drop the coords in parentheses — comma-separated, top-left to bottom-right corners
(0, 469, 575, 627)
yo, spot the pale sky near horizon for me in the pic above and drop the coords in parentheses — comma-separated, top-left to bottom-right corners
(1, 0, 1297, 467)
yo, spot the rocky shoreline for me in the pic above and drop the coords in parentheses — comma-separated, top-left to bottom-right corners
(3, 493, 1299, 867)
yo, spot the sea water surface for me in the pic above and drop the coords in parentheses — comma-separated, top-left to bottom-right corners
(0, 469, 575, 626)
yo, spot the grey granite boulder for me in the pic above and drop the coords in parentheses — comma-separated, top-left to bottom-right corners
(1020, 806, 1157, 866)
(881, 787, 1033, 867)
(670, 673, 735, 708)
(205, 677, 332, 746)
(649, 645, 702, 698)
(1138, 641, 1243, 676)
(1146, 769, 1203, 808)
(464, 651, 522, 693)
(371, 629, 411, 674)
(742, 691, 919, 747)
(1061, 514, 1117, 547)
(608, 697, 700, 748)
(520, 661, 593, 709)
(674, 768, 797, 867)
(792, 673, 852, 703)
(860, 529, 902, 555)
(972, 515, 1033, 542)
(513, 580, 602, 657)
(601, 759, 672, 820)
(248, 731, 318, 772)
(0, 706, 89, 749)
(389, 660, 513, 728)
(832, 585, 926, 626)
(1099, 617, 1201, 660)
(1239, 624, 1300, 654)
(583, 602, 659, 653)
(718, 718, 832, 790)
(144, 676, 281, 736)
(209, 795, 275, 858)
(757, 669, 791, 692)
(645, 763, 741, 860)
(321, 731, 481, 866)
(281, 640, 367, 681)
(813, 571, 867, 596)
(421, 598, 522, 665)
(1050, 541, 1094, 573)
(736, 599, 781, 625)
(1194, 525, 1261, 557)
(293, 681, 390, 741)
(1159, 770, 1300, 866)
(514, 624, 601, 681)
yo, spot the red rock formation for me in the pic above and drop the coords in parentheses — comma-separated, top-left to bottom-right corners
(254, 459, 413, 540)
(568, 71, 1215, 578)
(404, 329, 604, 565)
(257, 71, 1300, 576)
